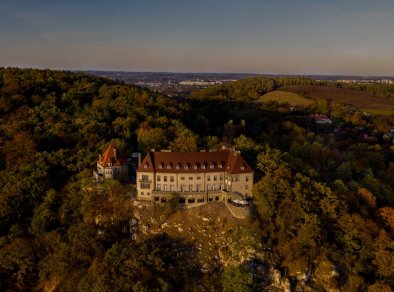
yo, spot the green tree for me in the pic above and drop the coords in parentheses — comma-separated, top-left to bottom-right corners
(222, 265, 254, 292)
(137, 127, 168, 153)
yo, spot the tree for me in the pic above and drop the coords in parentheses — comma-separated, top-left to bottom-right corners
(377, 207, 394, 231)
(137, 127, 167, 153)
(315, 98, 329, 114)
(169, 122, 198, 152)
(222, 265, 254, 292)
(30, 189, 60, 235)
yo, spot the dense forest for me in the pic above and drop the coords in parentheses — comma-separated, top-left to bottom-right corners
(1, 68, 394, 291)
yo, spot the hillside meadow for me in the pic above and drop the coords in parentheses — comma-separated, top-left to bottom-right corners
(259, 90, 314, 106)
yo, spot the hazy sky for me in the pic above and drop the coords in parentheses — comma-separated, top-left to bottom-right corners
(1, 0, 394, 75)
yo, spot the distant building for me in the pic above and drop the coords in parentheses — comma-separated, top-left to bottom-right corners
(93, 144, 129, 182)
(310, 114, 333, 124)
(179, 80, 222, 86)
(136, 148, 254, 206)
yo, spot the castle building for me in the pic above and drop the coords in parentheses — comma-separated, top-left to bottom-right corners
(136, 149, 253, 206)
(93, 144, 129, 182)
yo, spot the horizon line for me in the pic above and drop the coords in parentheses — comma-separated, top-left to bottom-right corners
(2, 65, 394, 78)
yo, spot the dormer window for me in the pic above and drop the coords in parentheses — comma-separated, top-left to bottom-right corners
(219, 163, 223, 168)
(194, 165, 198, 170)
(240, 166, 245, 170)
(167, 165, 171, 169)
(184, 165, 188, 170)
(158, 163, 163, 169)
(176, 165, 180, 170)
(210, 164, 214, 169)
(202, 165, 205, 169)
(144, 163, 148, 169)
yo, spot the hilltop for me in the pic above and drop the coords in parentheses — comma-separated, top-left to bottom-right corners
(191, 76, 394, 115)
(282, 85, 394, 113)
(259, 90, 314, 106)
(1, 68, 394, 291)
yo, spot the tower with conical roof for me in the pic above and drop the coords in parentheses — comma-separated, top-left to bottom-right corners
(93, 144, 129, 182)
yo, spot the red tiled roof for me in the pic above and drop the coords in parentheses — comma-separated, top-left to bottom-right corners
(137, 150, 253, 174)
(98, 144, 128, 167)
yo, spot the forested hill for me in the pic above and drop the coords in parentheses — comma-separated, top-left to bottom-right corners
(191, 75, 394, 102)
(0, 67, 394, 291)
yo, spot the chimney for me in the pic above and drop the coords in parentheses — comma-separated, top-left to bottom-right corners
(113, 148, 117, 161)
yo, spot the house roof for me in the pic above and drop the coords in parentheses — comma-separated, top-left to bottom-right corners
(137, 150, 253, 174)
(98, 144, 128, 167)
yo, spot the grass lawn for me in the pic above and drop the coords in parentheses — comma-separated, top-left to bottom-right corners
(260, 90, 314, 106)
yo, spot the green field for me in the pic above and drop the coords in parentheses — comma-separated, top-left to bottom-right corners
(360, 109, 394, 116)
(260, 90, 314, 106)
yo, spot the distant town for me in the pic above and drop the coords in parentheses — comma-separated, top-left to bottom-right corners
(83, 70, 394, 95)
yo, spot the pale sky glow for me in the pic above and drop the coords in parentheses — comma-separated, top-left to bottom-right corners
(1, 0, 394, 75)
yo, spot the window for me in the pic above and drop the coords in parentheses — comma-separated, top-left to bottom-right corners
(241, 166, 245, 170)
(176, 165, 180, 170)
(214, 175, 217, 181)
(156, 184, 161, 191)
(207, 175, 211, 181)
(163, 185, 167, 191)
(220, 175, 223, 180)
(140, 183, 150, 189)
(189, 185, 193, 192)
(158, 164, 162, 169)
(142, 175, 149, 181)
(189, 176, 193, 180)
(212, 184, 216, 191)
(219, 164, 222, 168)
(202, 165, 205, 169)
(184, 165, 188, 170)
(196, 184, 201, 192)
(170, 176, 174, 182)
(164, 176, 167, 182)
(245, 185, 249, 190)
(197, 176, 201, 180)
(207, 184, 211, 191)
(157, 175, 161, 182)
(193, 165, 197, 170)
(167, 165, 171, 169)
(144, 164, 148, 169)
(246, 176, 249, 182)
(181, 176, 185, 180)
(181, 184, 186, 192)
(170, 185, 174, 191)
(210, 164, 214, 169)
